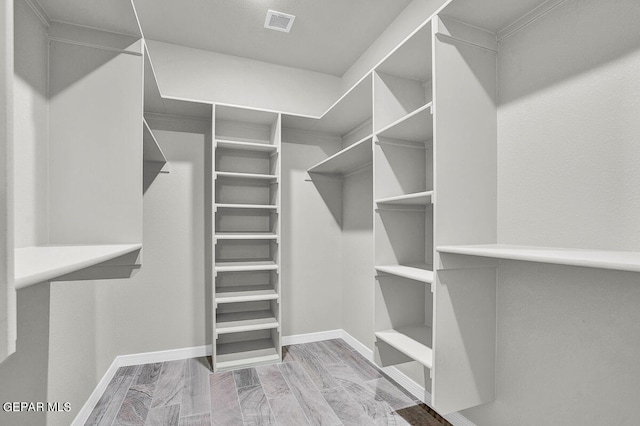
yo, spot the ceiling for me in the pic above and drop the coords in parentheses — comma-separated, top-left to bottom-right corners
(132, 0, 412, 76)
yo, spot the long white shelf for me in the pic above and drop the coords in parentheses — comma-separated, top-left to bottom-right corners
(216, 311, 279, 335)
(214, 260, 278, 273)
(377, 103, 433, 143)
(376, 191, 433, 206)
(436, 244, 640, 273)
(216, 203, 278, 210)
(14, 244, 143, 289)
(215, 171, 278, 181)
(375, 264, 434, 283)
(216, 339, 280, 371)
(375, 325, 433, 369)
(215, 233, 278, 241)
(216, 139, 278, 153)
(307, 136, 372, 176)
(216, 285, 279, 304)
(143, 119, 169, 173)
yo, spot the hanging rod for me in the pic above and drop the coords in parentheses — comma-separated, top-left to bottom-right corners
(48, 37, 143, 57)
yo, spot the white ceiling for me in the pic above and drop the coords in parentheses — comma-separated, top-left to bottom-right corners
(132, 0, 412, 76)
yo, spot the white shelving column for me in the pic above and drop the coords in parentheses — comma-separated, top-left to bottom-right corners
(212, 105, 282, 371)
(372, 22, 436, 393)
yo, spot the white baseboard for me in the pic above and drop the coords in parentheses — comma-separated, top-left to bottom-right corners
(72, 345, 211, 426)
(74, 332, 475, 426)
(281, 329, 342, 345)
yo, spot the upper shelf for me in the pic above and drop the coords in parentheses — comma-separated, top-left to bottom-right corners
(437, 244, 640, 273)
(143, 119, 169, 173)
(14, 244, 143, 289)
(282, 74, 372, 136)
(307, 136, 372, 176)
(377, 103, 433, 143)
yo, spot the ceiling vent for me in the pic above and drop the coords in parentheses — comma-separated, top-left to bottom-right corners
(264, 10, 295, 33)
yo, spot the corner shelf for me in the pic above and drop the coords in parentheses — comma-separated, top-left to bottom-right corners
(216, 139, 278, 153)
(376, 103, 433, 143)
(375, 325, 433, 369)
(216, 286, 279, 304)
(437, 244, 640, 273)
(216, 340, 280, 371)
(216, 311, 279, 335)
(143, 119, 169, 174)
(376, 191, 433, 206)
(307, 136, 373, 176)
(214, 260, 279, 273)
(375, 264, 434, 283)
(14, 244, 143, 289)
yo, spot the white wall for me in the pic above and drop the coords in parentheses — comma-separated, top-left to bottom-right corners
(13, 0, 47, 248)
(341, 168, 374, 348)
(46, 117, 209, 426)
(146, 40, 342, 117)
(463, 1, 640, 425)
(280, 129, 344, 336)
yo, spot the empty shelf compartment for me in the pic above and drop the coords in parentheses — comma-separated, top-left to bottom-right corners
(307, 136, 372, 176)
(216, 300, 279, 335)
(216, 330, 280, 371)
(375, 264, 433, 283)
(375, 325, 433, 369)
(377, 103, 433, 143)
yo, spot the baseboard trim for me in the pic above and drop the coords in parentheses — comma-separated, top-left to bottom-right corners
(281, 329, 343, 345)
(72, 345, 211, 425)
(75, 332, 475, 426)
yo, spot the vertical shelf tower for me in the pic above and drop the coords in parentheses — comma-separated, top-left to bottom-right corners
(372, 22, 436, 389)
(211, 105, 282, 371)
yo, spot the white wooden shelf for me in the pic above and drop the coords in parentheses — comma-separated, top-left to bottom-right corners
(215, 233, 278, 241)
(216, 311, 279, 335)
(14, 244, 143, 289)
(216, 139, 278, 153)
(375, 264, 434, 283)
(216, 339, 280, 371)
(214, 260, 278, 273)
(307, 136, 372, 176)
(377, 103, 433, 143)
(216, 203, 278, 210)
(375, 325, 433, 369)
(215, 171, 278, 181)
(143, 119, 169, 173)
(376, 191, 433, 206)
(437, 244, 640, 272)
(216, 286, 279, 304)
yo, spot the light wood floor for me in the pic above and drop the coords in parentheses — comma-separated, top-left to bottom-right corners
(85, 339, 450, 425)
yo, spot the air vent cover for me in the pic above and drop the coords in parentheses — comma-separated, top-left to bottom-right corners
(264, 10, 295, 33)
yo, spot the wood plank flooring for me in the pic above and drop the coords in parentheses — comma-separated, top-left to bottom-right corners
(85, 339, 451, 426)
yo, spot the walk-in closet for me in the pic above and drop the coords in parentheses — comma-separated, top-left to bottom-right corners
(2, 0, 640, 425)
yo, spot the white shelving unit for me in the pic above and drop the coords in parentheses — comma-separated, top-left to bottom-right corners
(372, 21, 436, 388)
(210, 105, 282, 371)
